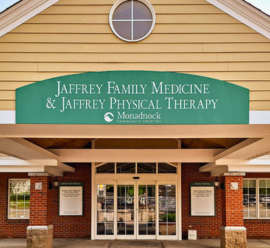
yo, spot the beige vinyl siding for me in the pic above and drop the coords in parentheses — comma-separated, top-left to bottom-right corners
(0, 0, 270, 110)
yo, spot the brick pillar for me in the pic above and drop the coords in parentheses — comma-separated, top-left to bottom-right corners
(27, 173, 53, 248)
(220, 173, 247, 248)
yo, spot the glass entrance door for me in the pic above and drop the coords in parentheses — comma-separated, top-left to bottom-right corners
(96, 184, 115, 238)
(137, 183, 156, 239)
(158, 184, 177, 239)
(117, 184, 135, 239)
(95, 180, 177, 240)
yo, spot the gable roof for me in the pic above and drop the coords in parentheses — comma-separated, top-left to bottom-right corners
(242, 0, 270, 18)
(0, 0, 22, 14)
(206, 0, 270, 39)
(0, 0, 270, 39)
(0, 0, 60, 37)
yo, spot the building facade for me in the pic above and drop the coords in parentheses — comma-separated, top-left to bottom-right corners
(0, 0, 270, 247)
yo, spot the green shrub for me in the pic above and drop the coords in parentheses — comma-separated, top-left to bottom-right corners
(162, 213, 176, 222)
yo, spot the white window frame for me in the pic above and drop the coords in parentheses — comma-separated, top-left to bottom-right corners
(96, 162, 178, 175)
(109, 0, 156, 42)
(8, 178, 30, 220)
(244, 178, 270, 220)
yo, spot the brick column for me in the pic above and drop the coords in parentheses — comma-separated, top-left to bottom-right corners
(220, 173, 247, 248)
(27, 173, 53, 248)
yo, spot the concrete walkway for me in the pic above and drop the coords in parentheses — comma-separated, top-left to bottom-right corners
(1, 239, 270, 248)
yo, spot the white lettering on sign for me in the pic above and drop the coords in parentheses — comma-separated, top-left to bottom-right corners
(191, 186, 215, 216)
(151, 82, 209, 95)
(46, 81, 219, 114)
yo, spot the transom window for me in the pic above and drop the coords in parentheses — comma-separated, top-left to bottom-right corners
(8, 179, 30, 219)
(96, 163, 177, 174)
(243, 179, 270, 219)
(109, 0, 156, 42)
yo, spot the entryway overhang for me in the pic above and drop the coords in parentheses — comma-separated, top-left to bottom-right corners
(0, 124, 270, 176)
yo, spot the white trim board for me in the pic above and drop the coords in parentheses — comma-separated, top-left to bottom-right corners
(206, 0, 270, 39)
(0, 110, 270, 125)
(0, 0, 60, 37)
(0, 111, 15, 124)
(249, 111, 270, 124)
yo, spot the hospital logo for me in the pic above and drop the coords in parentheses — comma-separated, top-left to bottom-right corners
(104, 112, 114, 122)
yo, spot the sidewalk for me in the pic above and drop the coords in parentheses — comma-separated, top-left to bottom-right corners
(1, 239, 270, 248)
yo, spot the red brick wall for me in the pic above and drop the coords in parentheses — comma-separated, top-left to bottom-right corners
(182, 163, 223, 239)
(0, 173, 29, 238)
(223, 176, 244, 227)
(51, 164, 91, 238)
(244, 173, 270, 239)
(3, 166, 270, 239)
(0, 164, 91, 238)
(30, 176, 52, 226)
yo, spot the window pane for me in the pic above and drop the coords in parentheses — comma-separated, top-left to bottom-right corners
(137, 163, 156, 173)
(158, 163, 177, 174)
(133, 21, 152, 40)
(148, 222, 156, 235)
(260, 188, 266, 194)
(260, 180, 266, 188)
(147, 185, 155, 197)
(249, 180, 256, 188)
(117, 163, 135, 173)
(106, 185, 114, 196)
(118, 185, 126, 197)
(133, 1, 152, 19)
(127, 185, 134, 197)
(113, 21, 132, 40)
(260, 211, 267, 218)
(113, 1, 132, 20)
(105, 223, 114, 235)
(249, 188, 256, 194)
(96, 163, 115, 174)
(167, 223, 176, 235)
(126, 223, 134, 235)
(249, 211, 256, 218)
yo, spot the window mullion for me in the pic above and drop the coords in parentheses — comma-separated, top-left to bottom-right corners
(257, 179, 260, 219)
(131, 0, 133, 41)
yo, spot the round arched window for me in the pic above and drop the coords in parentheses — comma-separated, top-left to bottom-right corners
(109, 0, 156, 42)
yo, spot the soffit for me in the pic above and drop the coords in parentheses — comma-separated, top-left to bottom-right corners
(25, 138, 245, 149)
(26, 138, 94, 149)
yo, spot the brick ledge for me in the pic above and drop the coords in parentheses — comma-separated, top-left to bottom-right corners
(244, 219, 270, 223)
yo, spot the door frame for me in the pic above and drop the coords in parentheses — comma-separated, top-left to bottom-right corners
(156, 180, 178, 240)
(91, 161, 181, 240)
(93, 177, 179, 240)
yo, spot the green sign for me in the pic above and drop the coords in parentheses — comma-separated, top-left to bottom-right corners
(190, 182, 215, 187)
(16, 71, 249, 125)
(59, 181, 83, 187)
